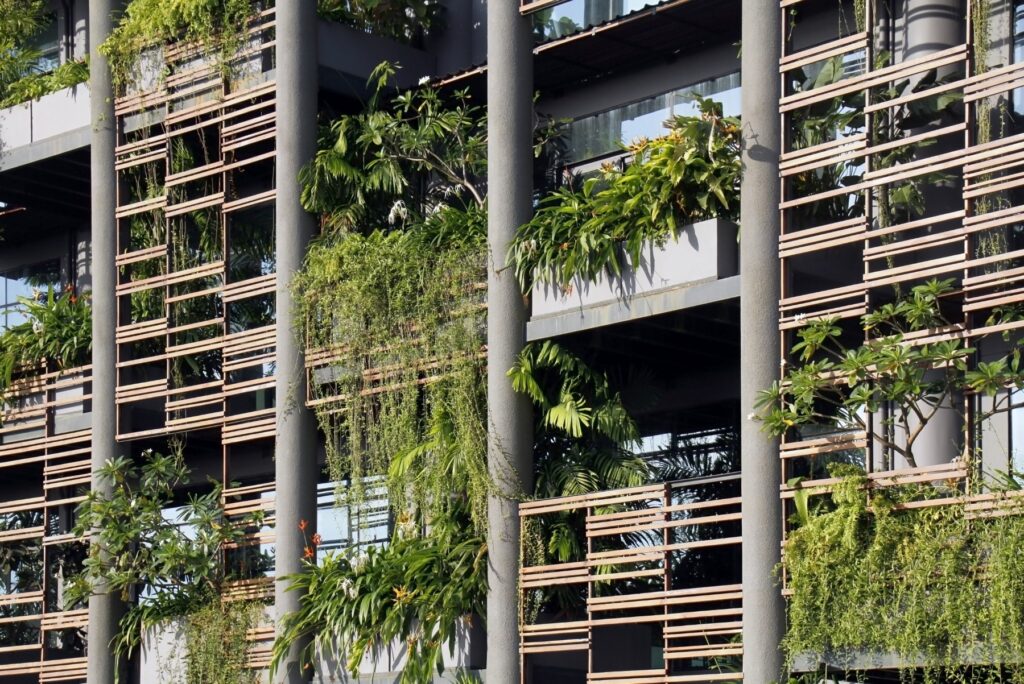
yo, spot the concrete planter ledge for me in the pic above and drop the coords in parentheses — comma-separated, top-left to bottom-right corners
(0, 86, 90, 151)
(527, 218, 739, 340)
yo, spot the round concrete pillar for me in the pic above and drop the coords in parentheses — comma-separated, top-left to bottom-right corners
(740, 0, 786, 679)
(273, 1, 319, 682)
(87, 0, 125, 681)
(485, 1, 534, 681)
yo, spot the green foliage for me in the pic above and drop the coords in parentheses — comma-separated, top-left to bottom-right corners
(287, 65, 638, 681)
(0, 286, 92, 399)
(296, 228, 490, 529)
(757, 279, 1024, 469)
(511, 341, 649, 616)
(271, 508, 486, 683)
(317, 0, 443, 44)
(783, 467, 1024, 681)
(0, 0, 87, 108)
(181, 601, 263, 684)
(509, 97, 741, 293)
(69, 448, 268, 680)
(510, 340, 645, 498)
(301, 62, 489, 232)
(0, 59, 88, 108)
(100, 0, 257, 92)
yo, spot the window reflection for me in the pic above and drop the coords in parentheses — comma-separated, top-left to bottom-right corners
(565, 72, 741, 166)
(532, 0, 663, 42)
(0, 259, 61, 330)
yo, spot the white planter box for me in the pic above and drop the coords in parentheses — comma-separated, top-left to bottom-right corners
(531, 218, 738, 319)
(0, 84, 90, 152)
(316, 615, 485, 682)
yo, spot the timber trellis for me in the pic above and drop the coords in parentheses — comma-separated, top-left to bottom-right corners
(0, 364, 92, 681)
(111, 4, 280, 669)
(519, 475, 743, 684)
(777, 0, 1024, 510)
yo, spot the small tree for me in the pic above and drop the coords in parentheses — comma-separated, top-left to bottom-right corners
(757, 279, 1024, 470)
(69, 448, 268, 682)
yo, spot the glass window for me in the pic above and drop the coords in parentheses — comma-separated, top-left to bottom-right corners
(1011, 389, 1024, 475)
(564, 71, 741, 165)
(28, 12, 61, 74)
(532, 0, 663, 43)
(315, 479, 390, 560)
(0, 260, 61, 330)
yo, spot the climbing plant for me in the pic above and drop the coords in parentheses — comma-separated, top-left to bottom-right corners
(100, 0, 258, 93)
(508, 96, 741, 294)
(782, 465, 1024, 682)
(68, 447, 270, 682)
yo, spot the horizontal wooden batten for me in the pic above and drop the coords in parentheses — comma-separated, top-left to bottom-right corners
(521, 478, 742, 679)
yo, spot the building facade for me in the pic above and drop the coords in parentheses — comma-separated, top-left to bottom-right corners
(0, 0, 1019, 682)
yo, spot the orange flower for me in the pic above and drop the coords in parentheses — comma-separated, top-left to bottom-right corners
(311, 533, 322, 546)
(303, 546, 314, 559)
(298, 519, 308, 532)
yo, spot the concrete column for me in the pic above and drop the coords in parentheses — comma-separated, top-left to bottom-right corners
(740, 0, 785, 680)
(486, 1, 533, 682)
(87, 1, 124, 682)
(274, 1, 319, 682)
(903, 0, 962, 62)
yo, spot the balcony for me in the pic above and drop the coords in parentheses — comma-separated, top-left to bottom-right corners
(528, 218, 739, 340)
(0, 85, 90, 170)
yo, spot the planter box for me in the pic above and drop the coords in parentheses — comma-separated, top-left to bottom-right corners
(316, 614, 485, 682)
(0, 85, 90, 153)
(531, 218, 738, 319)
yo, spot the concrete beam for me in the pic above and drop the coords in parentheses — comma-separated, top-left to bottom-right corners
(485, 0, 534, 681)
(526, 275, 741, 341)
(86, 0, 124, 681)
(739, 0, 785, 679)
(274, 1, 320, 683)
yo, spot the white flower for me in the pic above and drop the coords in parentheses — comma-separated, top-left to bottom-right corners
(418, 75, 431, 85)
(794, 313, 806, 323)
(387, 200, 408, 225)
(746, 412, 758, 421)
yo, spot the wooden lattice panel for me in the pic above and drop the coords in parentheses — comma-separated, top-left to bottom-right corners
(113, 8, 278, 446)
(775, 0, 1024, 499)
(0, 365, 92, 682)
(519, 476, 743, 683)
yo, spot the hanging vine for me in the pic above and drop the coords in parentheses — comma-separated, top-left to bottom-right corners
(296, 226, 491, 530)
(783, 466, 1024, 682)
